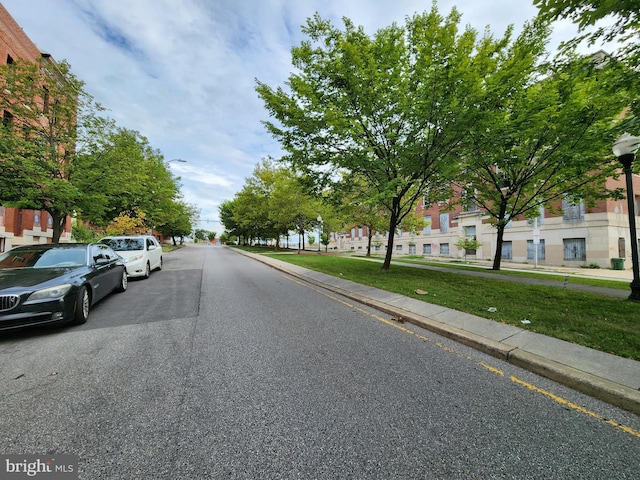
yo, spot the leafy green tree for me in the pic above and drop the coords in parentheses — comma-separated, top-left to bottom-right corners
(156, 200, 199, 245)
(73, 128, 180, 229)
(534, 0, 639, 132)
(219, 199, 243, 241)
(0, 58, 106, 242)
(334, 176, 389, 257)
(455, 236, 482, 261)
(459, 42, 629, 270)
(256, 5, 537, 271)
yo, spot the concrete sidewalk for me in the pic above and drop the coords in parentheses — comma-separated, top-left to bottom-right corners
(233, 249, 640, 415)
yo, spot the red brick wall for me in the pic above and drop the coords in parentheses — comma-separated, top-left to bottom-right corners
(0, 3, 41, 62)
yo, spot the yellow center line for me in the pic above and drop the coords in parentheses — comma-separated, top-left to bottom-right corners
(285, 274, 640, 439)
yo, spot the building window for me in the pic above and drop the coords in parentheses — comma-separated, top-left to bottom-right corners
(527, 240, 546, 260)
(440, 243, 450, 254)
(42, 86, 50, 115)
(0, 206, 4, 226)
(423, 243, 431, 254)
(439, 213, 449, 233)
(2, 110, 13, 129)
(501, 241, 513, 260)
(358, 227, 363, 240)
(423, 216, 431, 234)
(564, 238, 586, 261)
(619, 237, 625, 258)
(527, 206, 545, 226)
(409, 244, 416, 255)
(396, 244, 403, 251)
(562, 198, 585, 222)
(351, 228, 356, 239)
(34, 212, 41, 227)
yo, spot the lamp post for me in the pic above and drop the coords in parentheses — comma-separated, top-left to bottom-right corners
(613, 133, 640, 301)
(317, 215, 322, 254)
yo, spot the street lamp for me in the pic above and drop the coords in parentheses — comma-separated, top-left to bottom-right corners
(613, 133, 640, 301)
(317, 215, 323, 254)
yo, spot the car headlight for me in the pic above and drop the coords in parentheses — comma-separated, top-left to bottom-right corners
(125, 254, 144, 263)
(27, 284, 72, 302)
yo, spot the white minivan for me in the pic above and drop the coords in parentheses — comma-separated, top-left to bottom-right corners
(100, 235, 163, 279)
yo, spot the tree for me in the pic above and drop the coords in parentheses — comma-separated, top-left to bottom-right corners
(534, 0, 639, 132)
(256, 5, 540, 271)
(105, 208, 147, 235)
(534, 0, 639, 49)
(459, 43, 629, 270)
(0, 57, 106, 242)
(156, 200, 199, 245)
(73, 127, 180, 229)
(331, 174, 390, 257)
(455, 236, 482, 262)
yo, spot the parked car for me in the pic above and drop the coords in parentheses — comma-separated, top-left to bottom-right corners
(99, 235, 162, 279)
(0, 243, 127, 332)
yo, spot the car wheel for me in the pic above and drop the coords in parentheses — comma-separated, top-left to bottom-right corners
(158, 256, 163, 271)
(72, 286, 90, 325)
(144, 262, 151, 279)
(116, 269, 128, 292)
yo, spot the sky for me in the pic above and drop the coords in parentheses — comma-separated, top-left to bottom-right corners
(2, 0, 600, 233)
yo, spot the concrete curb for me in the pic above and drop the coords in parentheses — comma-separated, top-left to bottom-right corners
(233, 249, 640, 415)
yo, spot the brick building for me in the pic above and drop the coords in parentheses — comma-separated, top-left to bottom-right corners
(328, 165, 640, 269)
(0, 3, 72, 252)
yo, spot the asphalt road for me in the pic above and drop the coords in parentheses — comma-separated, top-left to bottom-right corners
(1, 245, 638, 479)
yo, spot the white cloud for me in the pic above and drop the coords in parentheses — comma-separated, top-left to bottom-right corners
(2, 0, 600, 232)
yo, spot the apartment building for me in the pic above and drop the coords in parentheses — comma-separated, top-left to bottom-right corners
(0, 3, 72, 252)
(328, 172, 640, 269)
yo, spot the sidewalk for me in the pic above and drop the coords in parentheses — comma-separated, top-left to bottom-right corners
(234, 249, 640, 415)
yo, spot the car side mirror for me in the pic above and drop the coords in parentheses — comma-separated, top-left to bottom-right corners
(94, 257, 110, 266)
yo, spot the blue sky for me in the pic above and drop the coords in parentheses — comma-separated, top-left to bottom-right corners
(2, 0, 602, 233)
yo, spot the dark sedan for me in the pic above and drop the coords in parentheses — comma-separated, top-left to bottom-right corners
(0, 243, 127, 332)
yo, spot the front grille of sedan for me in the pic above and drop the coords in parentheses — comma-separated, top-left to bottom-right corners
(0, 295, 20, 312)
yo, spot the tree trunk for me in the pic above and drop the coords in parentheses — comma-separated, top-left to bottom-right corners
(381, 200, 400, 272)
(492, 224, 506, 270)
(50, 210, 66, 243)
(366, 228, 373, 257)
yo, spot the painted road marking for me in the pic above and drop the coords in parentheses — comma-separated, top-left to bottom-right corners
(285, 274, 640, 440)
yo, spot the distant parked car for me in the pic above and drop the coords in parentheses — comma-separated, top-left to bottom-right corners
(99, 235, 162, 279)
(0, 243, 127, 331)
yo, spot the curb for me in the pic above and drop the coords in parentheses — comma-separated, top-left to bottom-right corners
(234, 249, 640, 415)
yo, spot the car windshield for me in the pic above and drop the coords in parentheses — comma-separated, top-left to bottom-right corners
(101, 238, 144, 251)
(0, 247, 87, 269)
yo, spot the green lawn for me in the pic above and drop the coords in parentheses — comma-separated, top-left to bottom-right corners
(238, 247, 640, 361)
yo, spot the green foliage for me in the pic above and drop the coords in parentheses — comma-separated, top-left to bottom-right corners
(256, 4, 553, 271)
(455, 236, 482, 261)
(73, 128, 180, 228)
(534, 0, 639, 133)
(0, 58, 95, 241)
(71, 223, 98, 242)
(459, 43, 629, 269)
(220, 159, 323, 248)
(155, 200, 199, 242)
